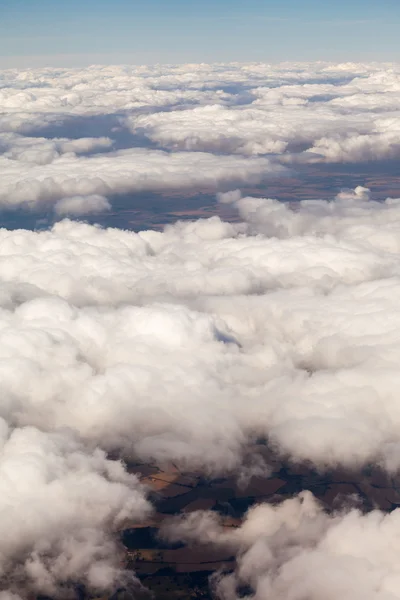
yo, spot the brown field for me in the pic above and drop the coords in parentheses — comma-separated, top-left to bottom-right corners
(113, 447, 400, 599)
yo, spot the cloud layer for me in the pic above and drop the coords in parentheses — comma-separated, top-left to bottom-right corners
(2, 184, 400, 596)
(2, 186, 400, 473)
(2, 61, 400, 598)
(2, 62, 400, 214)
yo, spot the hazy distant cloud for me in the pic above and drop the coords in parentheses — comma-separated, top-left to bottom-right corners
(119, 64, 400, 162)
(0, 147, 279, 209)
(1, 62, 400, 213)
(0, 133, 113, 165)
(54, 194, 111, 216)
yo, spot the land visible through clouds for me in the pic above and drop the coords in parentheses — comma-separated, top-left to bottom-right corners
(104, 452, 400, 600)
(94, 161, 400, 231)
(4, 161, 400, 231)
(3, 61, 400, 600)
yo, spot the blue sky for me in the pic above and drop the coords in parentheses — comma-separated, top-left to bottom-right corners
(0, 0, 399, 67)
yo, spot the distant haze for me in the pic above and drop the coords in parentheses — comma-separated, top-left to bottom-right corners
(1, 0, 400, 66)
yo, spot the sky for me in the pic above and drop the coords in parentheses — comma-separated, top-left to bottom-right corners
(0, 0, 400, 67)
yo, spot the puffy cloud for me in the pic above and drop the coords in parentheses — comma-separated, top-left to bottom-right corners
(1, 62, 400, 213)
(1, 189, 400, 476)
(117, 64, 400, 162)
(162, 492, 400, 600)
(0, 133, 113, 165)
(0, 147, 280, 209)
(54, 194, 111, 216)
(2, 184, 400, 593)
(0, 425, 150, 598)
(2, 62, 400, 166)
(3, 60, 400, 597)
(307, 131, 400, 162)
(126, 101, 366, 156)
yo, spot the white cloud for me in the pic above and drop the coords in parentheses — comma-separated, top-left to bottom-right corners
(126, 100, 364, 156)
(1, 62, 400, 213)
(2, 62, 400, 166)
(0, 423, 150, 597)
(54, 194, 111, 216)
(2, 60, 400, 596)
(0, 184, 399, 594)
(0, 133, 113, 165)
(0, 147, 280, 209)
(1, 189, 400, 475)
(162, 492, 400, 600)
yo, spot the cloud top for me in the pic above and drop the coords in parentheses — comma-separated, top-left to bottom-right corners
(2, 60, 400, 598)
(2, 189, 400, 477)
(1, 62, 400, 212)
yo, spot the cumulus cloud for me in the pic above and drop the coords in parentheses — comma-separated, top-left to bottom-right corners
(119, 64, 400, 162)
(1, 188, 400, 477)
(0, 147, 280, 209)
(125, 101, 363, 156)
(161, 491, 400, 600)
(3, 60, 400, 597)
(1, 62, 400, 212)
(54, 194, 111, 216)
(0, 133, 113, 165)
(0, 425, 150, 598)
(3, 184, 400, 594)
